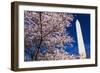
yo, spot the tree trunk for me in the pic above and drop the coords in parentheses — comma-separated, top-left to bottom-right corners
(33, 12, 42, 61)
(34, 47, 40, 60)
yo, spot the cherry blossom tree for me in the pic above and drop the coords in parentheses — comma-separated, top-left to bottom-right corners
(24, 11, 77, 61)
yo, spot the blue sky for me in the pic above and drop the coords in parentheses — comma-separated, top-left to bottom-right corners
(65, 13, 90, 58)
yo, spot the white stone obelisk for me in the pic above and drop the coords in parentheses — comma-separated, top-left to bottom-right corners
(76, 20, 86, 59)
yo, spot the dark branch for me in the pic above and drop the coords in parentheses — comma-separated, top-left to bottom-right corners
(34, 12, 43, 60)
(42, 23, 64, 39)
